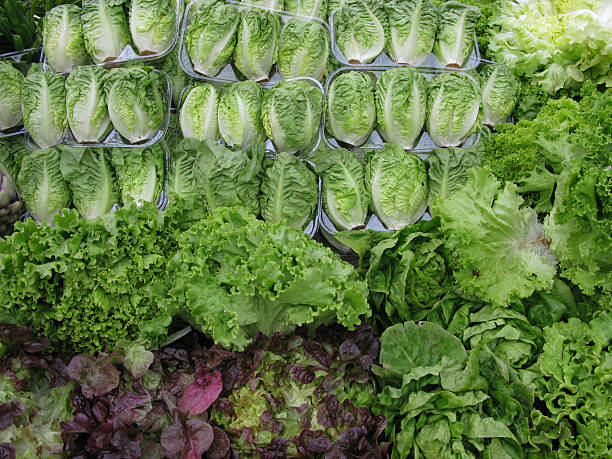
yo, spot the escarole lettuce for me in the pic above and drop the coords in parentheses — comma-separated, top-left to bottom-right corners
(489, 0, 612, 92)
(157, 206, 371, 351)
(434, 167, 557, 306)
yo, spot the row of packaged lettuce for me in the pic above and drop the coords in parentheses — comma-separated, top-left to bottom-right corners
(0, 125, 490, 240)
(0, 61, 520, 154)
(36, 0, 482, 78)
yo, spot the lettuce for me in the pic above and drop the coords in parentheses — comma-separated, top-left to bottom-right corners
(336, 219, 453, 326)
(545, 152, 612, 295)
(158, 206, 370, 351)
(531, 313, 612, 457)
(0, 203, 175, 352)
(434, 168, 557, 306)
(489, 0, 612, 92)
(210, 326, 386, 457)
(374, 322, 534, 458)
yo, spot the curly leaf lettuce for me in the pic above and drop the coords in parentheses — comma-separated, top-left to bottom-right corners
(158, 206, 371, 351)
(545, 153, 612, 295)
(531, 313, 612, 457)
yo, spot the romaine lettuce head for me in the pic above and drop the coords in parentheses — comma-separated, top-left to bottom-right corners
(426, 146, 482, 212)
(285, 0, 328, 19)
(111, 145, 164, 205)
(185, 0, 239, 77)
(65, 65, 111, 143)
(59, 146, 117, 219)
(426, 72, 481, 148)
(17, 147, 71, 225)
(192, 139, 264, 215)
(262, 80, 323, 154)
(278, 20, 330, 81)
(179, 83, 220, 141)
(260, 152, 318, 228)
(334, 0, 387, 65)
(480, 63, 520, 127)
(168, 140, 198, 200)
(325, 70, 376, 146)
(22, 71, 68, 149)
(240, 0, 284, 10)
(375, 67, 428, 150)
(105, 66, 165, 144)
(42, 5, 89, 73)
(365, 145, 427, 230)
(159, 47, 191, 108)
(233, 9, 280, 82)
(433, 1, 480, 68)
(217, 80, 265, 149)
(384, 0, 437, 66)
(129, 0, 176, 55)
(0, 62, 24, 131)
(316, 147, 369, 230)
(81, 0, 132, 64)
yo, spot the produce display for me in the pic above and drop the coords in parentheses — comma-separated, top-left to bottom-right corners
(326, 68, 485, 149)
(43, 0, 177, 70)
(184, 0, 332, 82)
(18, 64, 168, 147)
(0, 0, 611, 457)
(332, 0, 480, 67)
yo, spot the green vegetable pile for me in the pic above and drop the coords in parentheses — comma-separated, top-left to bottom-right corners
(0, 0, 611, 457)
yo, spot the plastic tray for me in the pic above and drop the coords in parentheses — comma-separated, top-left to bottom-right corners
(323, 66, 482, 158)
(178, 76, 324, 155)
(25, 69, 173, 150)
(39, 0, 182, 73)
(320, 205, 433, 253)
(19, 142, 168, 229)
(0, 49, 41, 139)
(328, 7, 481, 70)
(178, 0, 331, 84)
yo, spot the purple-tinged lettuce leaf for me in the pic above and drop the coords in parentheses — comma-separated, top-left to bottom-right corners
(67, 354, 121, 398)
(178, 368, 222, 415)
